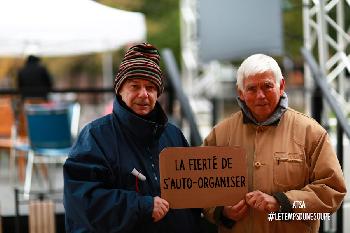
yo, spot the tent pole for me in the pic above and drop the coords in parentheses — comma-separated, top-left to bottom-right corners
(102, 51, 114, 103)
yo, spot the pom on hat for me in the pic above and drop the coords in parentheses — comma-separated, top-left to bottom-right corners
(114, 43, 164, 96)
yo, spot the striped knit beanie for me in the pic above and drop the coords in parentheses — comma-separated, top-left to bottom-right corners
(114, 43, 164, 96)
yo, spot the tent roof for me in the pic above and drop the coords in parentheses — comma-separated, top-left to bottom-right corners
(0, 0, 146, 57)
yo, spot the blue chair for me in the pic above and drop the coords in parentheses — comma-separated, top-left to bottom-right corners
(17, 102, 80, 198)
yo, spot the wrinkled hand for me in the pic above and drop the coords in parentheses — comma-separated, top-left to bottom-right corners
(222, 199, 249, 221)
(152, 196, 169, 222)
(245, 190, 279, 212)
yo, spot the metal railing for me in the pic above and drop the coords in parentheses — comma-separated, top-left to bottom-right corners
(0, 60, 202, 147)
(0, 87, 114, 95)
(161, 48, 202, 146)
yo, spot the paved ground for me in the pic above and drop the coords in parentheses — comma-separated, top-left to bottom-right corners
(0, 154, 64, 217)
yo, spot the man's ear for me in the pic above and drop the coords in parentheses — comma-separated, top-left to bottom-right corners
(279, 78, 286, 96)
(237, 86, 244, 100)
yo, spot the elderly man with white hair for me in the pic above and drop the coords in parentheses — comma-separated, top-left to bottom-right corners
(203, 54, 346, 233)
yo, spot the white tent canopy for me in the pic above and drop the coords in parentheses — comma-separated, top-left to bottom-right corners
(0, 0, 146, 57)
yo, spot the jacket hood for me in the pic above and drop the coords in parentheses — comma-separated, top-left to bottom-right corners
(237, 92, 288, 126)
(112, 97, 167, 144)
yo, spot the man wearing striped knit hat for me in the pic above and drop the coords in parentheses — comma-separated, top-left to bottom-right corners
(63, 43, 201, 233)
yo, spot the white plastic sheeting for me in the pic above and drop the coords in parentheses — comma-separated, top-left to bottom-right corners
(0, 0, 146, 57)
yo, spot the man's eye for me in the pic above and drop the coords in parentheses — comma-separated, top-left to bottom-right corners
(264, 83, 274, 89)
(246, 87, 256, 92)
(146, 86, 156, 91)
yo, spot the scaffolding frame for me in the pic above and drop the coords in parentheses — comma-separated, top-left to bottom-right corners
(303, 0, 350, 116)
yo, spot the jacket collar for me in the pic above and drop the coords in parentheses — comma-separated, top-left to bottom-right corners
(237, 92, 288, 126)
(112, 97, 167, 144)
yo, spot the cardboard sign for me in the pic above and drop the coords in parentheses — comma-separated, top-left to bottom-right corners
(160, 146, 247, 209)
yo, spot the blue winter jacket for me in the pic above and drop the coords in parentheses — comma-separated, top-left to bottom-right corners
(63, 98, 201, 233)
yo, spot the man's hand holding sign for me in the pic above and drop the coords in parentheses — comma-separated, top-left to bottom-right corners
(160, 146, 247, 209)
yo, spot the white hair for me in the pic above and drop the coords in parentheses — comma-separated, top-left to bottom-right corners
(236, 54, 283, 91)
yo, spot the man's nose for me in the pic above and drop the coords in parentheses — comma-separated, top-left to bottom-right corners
(256, 88, 266, 98)
(138, 87, 148, 97)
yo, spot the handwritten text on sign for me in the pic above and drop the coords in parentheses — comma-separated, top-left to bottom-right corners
(160, 147, 247, 209)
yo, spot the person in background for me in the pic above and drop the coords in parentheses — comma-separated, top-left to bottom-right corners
(63, 43, 201, 233)
(203, 54, 346, 233)
(17, 55, 53, 100)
